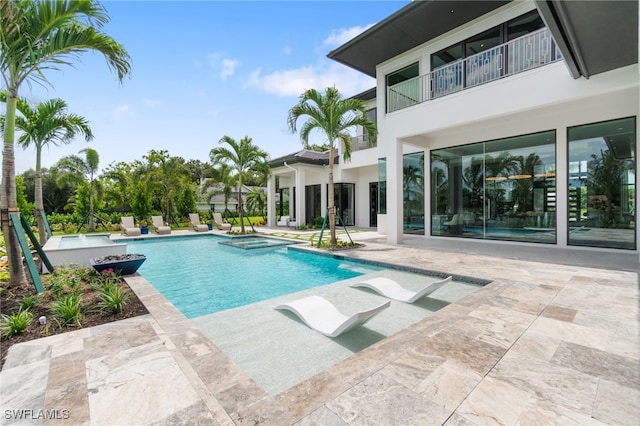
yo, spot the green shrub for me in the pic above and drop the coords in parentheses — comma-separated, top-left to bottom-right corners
(1, 309, 33, 336)
(18, 295, 40, 311)
(99, 283, 130, 314)
(50, 294, 82, 327)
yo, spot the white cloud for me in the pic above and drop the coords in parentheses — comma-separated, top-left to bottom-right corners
(221, 58, 239, 81)
(244, 62, 374, 98)
(142, 98, 165, 109)
(111, 104, 134, 121)
(207, 53, 240, 81)
(323, 24, 375, 48)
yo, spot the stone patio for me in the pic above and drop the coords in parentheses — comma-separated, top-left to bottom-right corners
(1, 229, 638, 425)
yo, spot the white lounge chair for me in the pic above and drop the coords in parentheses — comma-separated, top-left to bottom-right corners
(277, 216, 289, 227)
(151, 215, 171, 234)
(120, 216, 141, 236)
(212, 212, 231, 231)
(350, 276, 452, 303)
(274, 295, 390, 337)
(189, 213, 209, 232)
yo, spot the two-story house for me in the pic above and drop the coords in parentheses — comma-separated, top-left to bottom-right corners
(268, 0, 638, 257)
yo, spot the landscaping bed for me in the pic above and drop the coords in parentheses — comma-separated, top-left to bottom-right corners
(0, 265, 148, 369)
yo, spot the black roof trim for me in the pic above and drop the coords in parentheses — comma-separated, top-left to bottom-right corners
(327, 0, 510, 77)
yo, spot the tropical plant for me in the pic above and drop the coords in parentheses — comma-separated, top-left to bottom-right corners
(50, 293, 82, 327)
(1, 309, 33, 336)
(15, 175, 34, 215)
(0, 94, 93, 243)
(17, 294, 40, 311)
(0, 0, 131, 286)
(99, 282, 130, 314)
(201, 163, 235, 217)
(287, 87, 377, 247)
(142, 150, 191, 225)
(56, 148, 102, 231)
(246, 188, 267, 219)
(210, 136, 269, 234)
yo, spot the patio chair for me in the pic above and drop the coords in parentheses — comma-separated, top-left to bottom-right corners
(277, 216, 289, 227)
(444, 214, 464, 235)
(212, 212, 231, 231)
(274, 295, 390, 337)
(350, 276, 452, 303)
(120, 216, 141, 236)
(189, 213, 209, 232)
(151, 215, 172, 235)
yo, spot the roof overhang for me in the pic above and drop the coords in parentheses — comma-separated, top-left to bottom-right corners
(269, 149, 339, 169)
(535, 0, 638, 79)
(327, 0, 511, 77)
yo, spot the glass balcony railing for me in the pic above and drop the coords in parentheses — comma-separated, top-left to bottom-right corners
(387, 28, 563, 113)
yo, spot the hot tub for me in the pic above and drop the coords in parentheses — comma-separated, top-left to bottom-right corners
(42, 234, 127, 272)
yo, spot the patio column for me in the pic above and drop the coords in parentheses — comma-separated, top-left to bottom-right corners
(387, 138, 404, 244)
(267, 174, 276, 227)
(295, 166, 306, 226)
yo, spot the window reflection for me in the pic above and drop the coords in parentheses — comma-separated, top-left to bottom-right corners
(404, 152, 425, 234)
(431, 131, 556, 243)
(568, 117, 636, 250)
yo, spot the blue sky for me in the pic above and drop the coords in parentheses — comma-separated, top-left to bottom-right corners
(11, 0, 408, 174)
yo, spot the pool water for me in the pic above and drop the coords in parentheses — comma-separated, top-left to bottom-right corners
(124, 235, 381, 319)
(58, 234, 113, 248)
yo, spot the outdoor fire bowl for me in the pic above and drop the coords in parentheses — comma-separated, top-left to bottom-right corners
(89, 253, 146, 275)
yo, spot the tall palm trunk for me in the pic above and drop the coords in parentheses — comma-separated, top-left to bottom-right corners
(2, 95, 28, 286)
(88, 183, 95, 232)
(34, 146, 47, 242)
(328, 145, 337, 247)
(238, 180, 245, 233)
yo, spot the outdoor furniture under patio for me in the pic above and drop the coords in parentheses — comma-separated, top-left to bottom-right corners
(189, 213, 209, 232)
(277, 216, 289, 227)
(120, 216, 141, 236)
(274, 295, 390, 337)
(151, 216, 172, 235)
(350, 276, 452, 303)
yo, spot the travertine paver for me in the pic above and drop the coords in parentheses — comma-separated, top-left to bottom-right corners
(1, 229, 638, 425)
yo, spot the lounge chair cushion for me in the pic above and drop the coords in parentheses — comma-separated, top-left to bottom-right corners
(274, 295, 390, 337)
(350, 276, 452, 303)
(212, 212, 231, 230)
(151, 216, 171, 234)
(120, 216, 141, 236)
(189, 213, 209, 232)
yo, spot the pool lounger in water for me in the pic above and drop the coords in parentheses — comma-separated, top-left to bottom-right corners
(350, 276, 452, 303)
(274, 295, 390, 337)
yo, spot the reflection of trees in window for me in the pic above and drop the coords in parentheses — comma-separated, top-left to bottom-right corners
(485, 152, 519, 218)
(432, 159, 449, 215)
(511, 153, 542, 213)
(588, 149, 628, 227)
(403, 163, 424, 220)
(462, 157, 483, 214)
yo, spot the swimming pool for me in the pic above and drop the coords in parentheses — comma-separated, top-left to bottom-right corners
(123, 235, 381, 318)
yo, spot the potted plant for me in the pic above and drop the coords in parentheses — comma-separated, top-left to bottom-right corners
(90, 253, 147, 275)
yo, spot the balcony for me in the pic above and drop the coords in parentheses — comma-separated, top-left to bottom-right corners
(350, 134, 377, 152)
(387, 28, 563, 113)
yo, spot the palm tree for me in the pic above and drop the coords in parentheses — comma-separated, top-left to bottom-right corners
(210, 136, 268, 234)
(287, 87, 377, 247)
(143, 150, 191, 225)
(201, 163, 235, 218)
(56, 148, 101, 231)
(246, 188, 267, 221)
(0, 93, 93, 243)
(0, 0, 131, 286)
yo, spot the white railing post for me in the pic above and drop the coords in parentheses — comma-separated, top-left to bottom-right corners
(386, 28, 560, 112)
